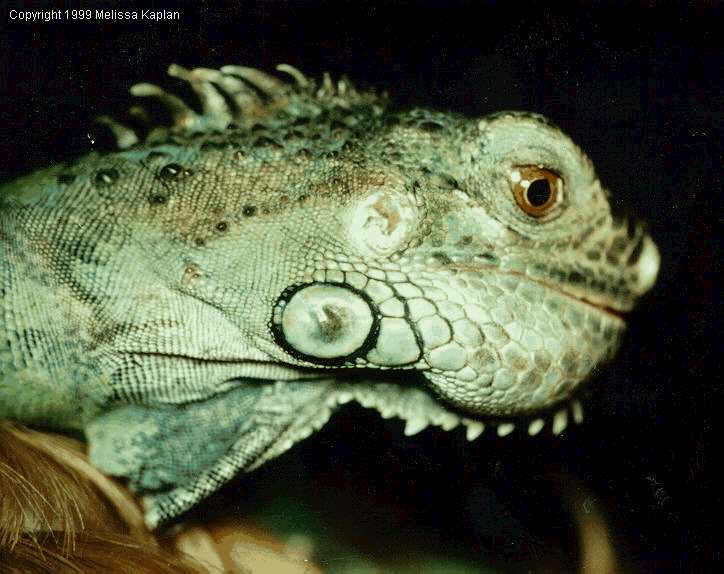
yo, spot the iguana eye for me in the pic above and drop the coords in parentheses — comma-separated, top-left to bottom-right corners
(511, 166, 563, 217)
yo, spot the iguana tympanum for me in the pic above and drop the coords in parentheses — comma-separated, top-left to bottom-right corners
(0, 65, 659, 527)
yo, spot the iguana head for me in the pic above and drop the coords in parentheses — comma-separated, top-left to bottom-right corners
(264, 107, 659, 417)
(92, 66, 657, 423)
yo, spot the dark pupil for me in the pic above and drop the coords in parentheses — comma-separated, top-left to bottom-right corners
(526, 179, 551, 207)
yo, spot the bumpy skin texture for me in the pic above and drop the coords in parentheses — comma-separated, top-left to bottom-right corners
(0, 65, 659, 527)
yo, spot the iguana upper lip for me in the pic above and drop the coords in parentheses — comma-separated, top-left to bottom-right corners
(449, 262, 628, 322)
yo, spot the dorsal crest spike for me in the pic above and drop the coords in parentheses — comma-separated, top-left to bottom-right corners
(93, 64, 385, 150)
(275, 63, 311, 89)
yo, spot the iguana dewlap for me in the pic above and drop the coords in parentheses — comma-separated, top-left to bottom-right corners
(0, 65, 660, 527)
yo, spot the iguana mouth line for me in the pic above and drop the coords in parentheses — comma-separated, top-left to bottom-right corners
(573, 296, 626, 320)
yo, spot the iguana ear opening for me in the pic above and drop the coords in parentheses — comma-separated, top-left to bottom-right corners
(344, 185, 422, 258)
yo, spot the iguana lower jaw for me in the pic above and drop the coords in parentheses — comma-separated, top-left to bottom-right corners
(253, 373, 590, 468)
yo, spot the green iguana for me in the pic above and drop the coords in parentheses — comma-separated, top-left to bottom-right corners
(0, 64, 659, 528)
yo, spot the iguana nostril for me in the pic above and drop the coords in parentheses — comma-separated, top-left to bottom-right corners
(626, 216, 638, 239)
(627, 235, 645, 266)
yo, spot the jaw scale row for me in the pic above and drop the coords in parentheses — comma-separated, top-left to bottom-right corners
(317, 382, 586, 443)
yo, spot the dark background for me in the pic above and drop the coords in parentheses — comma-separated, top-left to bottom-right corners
(1, 2, 719, 572)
